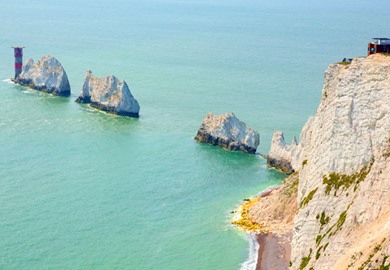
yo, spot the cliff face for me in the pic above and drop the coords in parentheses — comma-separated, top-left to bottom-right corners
(247, 54, 390, 270)
(289, 54, 390, 270)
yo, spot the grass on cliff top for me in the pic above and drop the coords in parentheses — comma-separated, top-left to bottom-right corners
(337, 61, 351, 65)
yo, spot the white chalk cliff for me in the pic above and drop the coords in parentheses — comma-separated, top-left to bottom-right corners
(76, 71, 140, 117)
(14, 55, 71, 96)
(247, 54, 390, 269)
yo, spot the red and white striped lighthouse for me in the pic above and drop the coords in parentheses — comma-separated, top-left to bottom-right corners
(12, 46, 25, 78)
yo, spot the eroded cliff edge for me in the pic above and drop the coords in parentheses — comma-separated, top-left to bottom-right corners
(238, 54, 390, 270)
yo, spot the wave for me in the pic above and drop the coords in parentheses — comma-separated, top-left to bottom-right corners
(240, 233, 259, 270)
(2, 79, 14, 84)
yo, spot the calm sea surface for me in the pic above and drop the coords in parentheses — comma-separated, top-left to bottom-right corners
(0, 0, 389, 269)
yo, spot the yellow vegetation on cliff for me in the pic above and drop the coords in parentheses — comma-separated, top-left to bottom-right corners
(231, 196, 266, 232)
(232, 172, 299, 234)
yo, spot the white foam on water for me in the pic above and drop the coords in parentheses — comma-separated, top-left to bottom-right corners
(22, 90, 35, 94)
(240, 233, 259, 270)
(2, 79, 14, 84)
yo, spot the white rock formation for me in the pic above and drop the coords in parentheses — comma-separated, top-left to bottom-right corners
(244, 54, 390, 270)
(267, 131, 298, 174)
(14, 55, 71, 96)
(288, 54, 390, 270)
(76, 71, 140, 117)
(195, 112, 259, 154)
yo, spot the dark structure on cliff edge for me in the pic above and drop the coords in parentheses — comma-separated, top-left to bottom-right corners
(368, 38, 390, 55)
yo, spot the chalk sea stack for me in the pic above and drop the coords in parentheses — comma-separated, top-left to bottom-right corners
(267, 131, 299, 174)
(14, 55, 71, 96)
(195, 112, 259, 154)
(76, 71, 140, 118)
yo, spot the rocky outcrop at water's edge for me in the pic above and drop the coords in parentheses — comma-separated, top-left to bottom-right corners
(76, 71, 140, 118)
(195, 112, 259, 154)
(13, 55, 71, 96)
(266, 131, 299, 174)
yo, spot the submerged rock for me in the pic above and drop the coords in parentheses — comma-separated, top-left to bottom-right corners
(14, 55, 71, 96)
(195, 112, 259, 154)
(76, 71, 140, 117)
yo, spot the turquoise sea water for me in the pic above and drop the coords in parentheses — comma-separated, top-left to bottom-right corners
(0, 0, 389, 269)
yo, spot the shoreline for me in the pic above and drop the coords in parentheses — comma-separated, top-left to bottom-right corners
(240, 233, 260, 270)
(232, 185, 280, 232)
(236, 186, 286, 270)
(255, 232, 292, 270)
(247, 189, 291, 270)
(234, 173, 299, 270)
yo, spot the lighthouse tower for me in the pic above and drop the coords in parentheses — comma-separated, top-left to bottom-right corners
(12, 46, 25, 78)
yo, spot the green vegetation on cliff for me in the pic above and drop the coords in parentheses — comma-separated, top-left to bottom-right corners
(322, 161, 373, 196)
(300, 188, 318, 208)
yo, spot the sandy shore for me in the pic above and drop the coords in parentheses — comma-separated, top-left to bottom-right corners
(234, 174, 299, 270)
(255, 232, 292, 270)
(233, 173, 298, 270)
(250, 187, 292, 270)
(254, 185, 292, 270)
